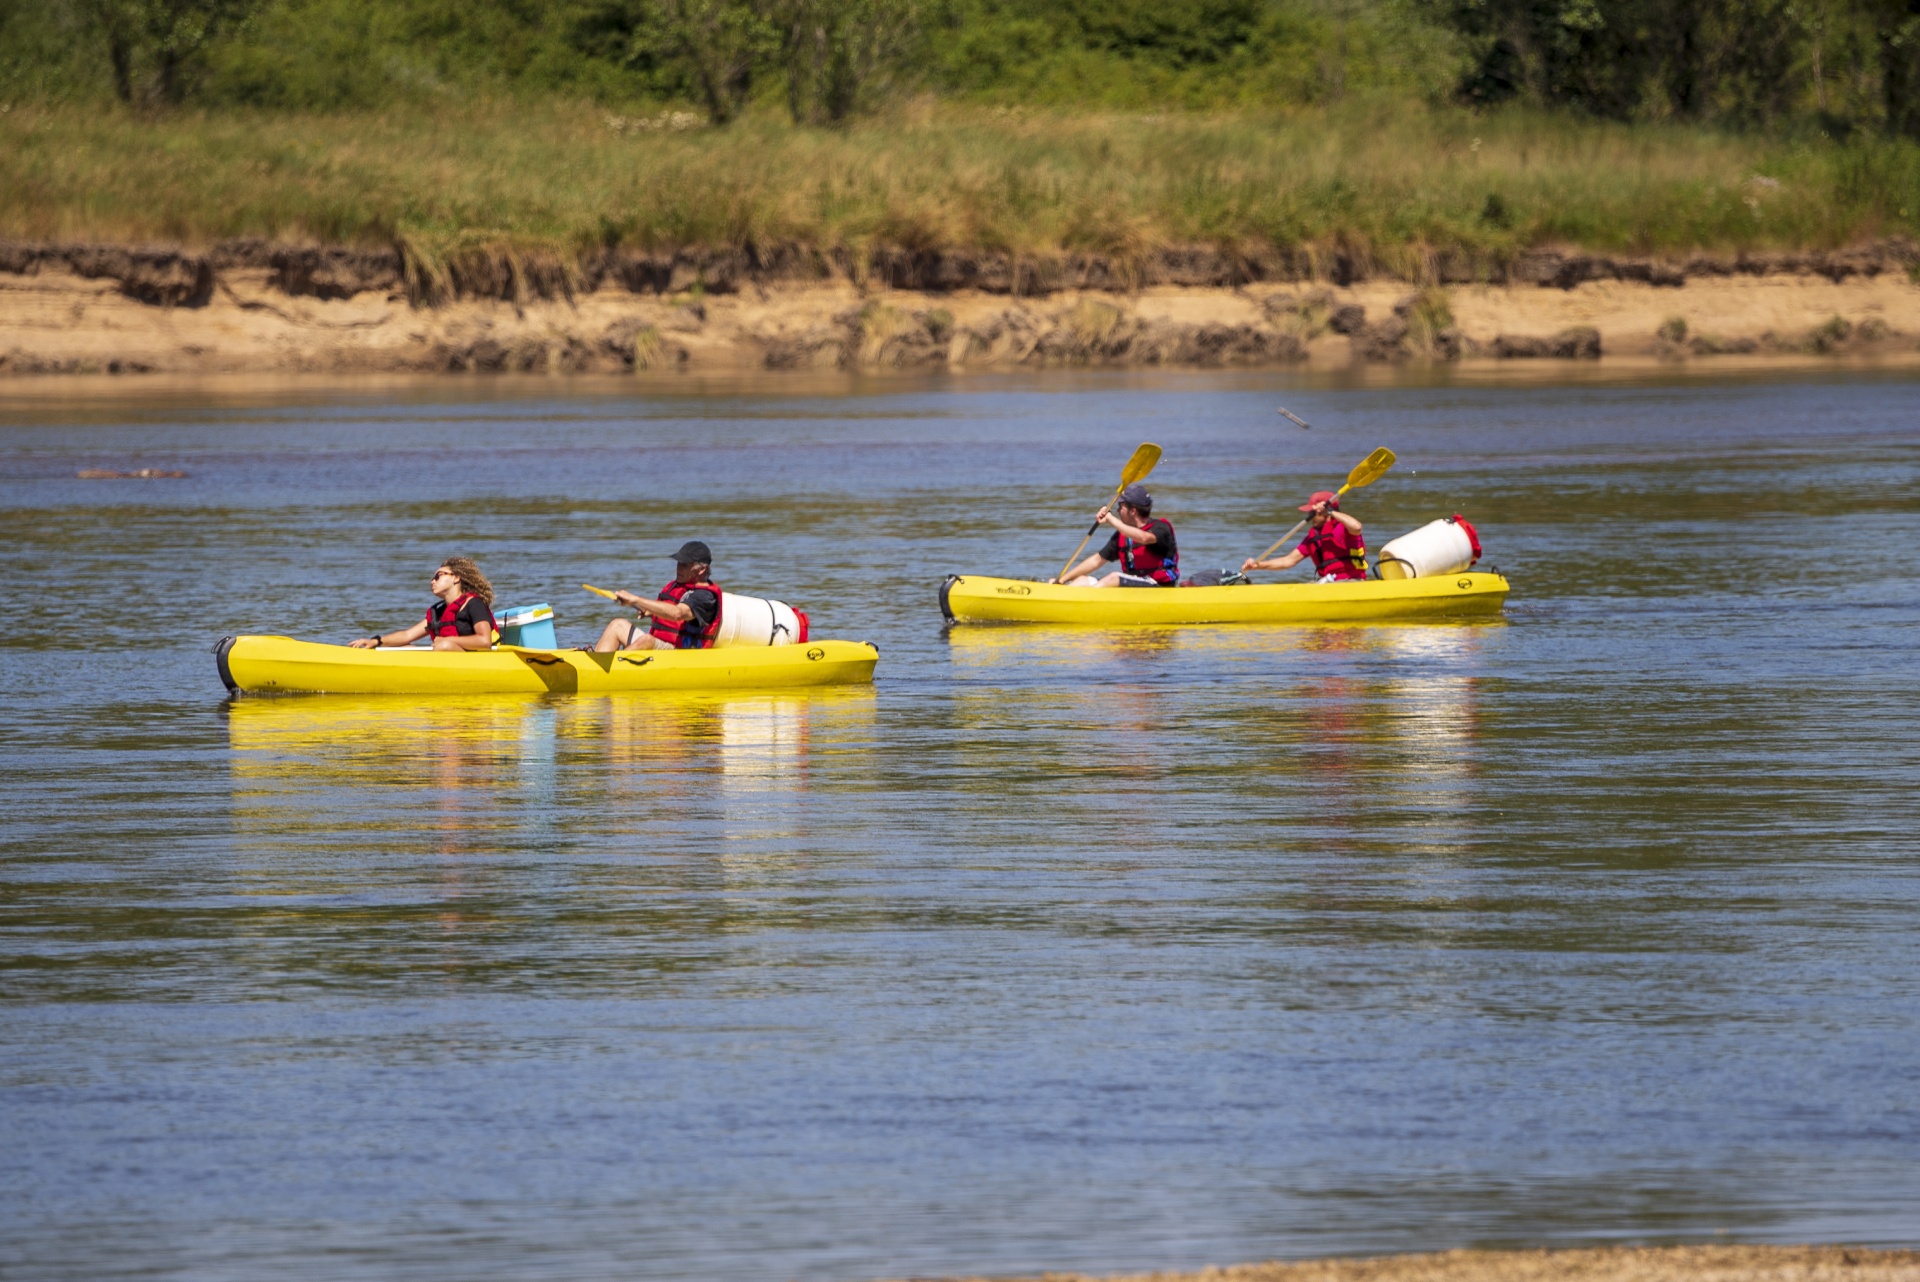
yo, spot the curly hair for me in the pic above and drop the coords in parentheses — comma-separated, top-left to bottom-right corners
(440, 555, 494, 607)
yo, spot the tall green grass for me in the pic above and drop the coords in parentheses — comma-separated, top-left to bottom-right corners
(3, 98, 1916, 263)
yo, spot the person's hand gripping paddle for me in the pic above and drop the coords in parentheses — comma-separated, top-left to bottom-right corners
(1055, 443, 1162, 583)
(1246, 447, 1396, 569)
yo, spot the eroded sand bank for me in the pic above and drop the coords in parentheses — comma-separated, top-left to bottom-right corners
(3, 245, 1918, 376)
(914, 1245, 1920, 1282)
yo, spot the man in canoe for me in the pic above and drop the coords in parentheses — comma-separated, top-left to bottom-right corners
(1055, 484, 1179, 587)
(1242, 491, 1368, 582)
(350, 556, 498, 651)
(591, 540, 724, 651)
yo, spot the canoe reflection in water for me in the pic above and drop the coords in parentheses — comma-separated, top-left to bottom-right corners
(941, 622, 1489, 867)
(225, 688, 879, 876)
(946, 618, 1502, 669)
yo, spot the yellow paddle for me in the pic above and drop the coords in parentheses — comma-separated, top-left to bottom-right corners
(582, 583, 619, 600)
(1055, 442, 1163, 582)
(1248, 447, 1397, 565)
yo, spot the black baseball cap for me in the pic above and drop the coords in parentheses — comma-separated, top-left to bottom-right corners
(1118, 483, 1152, 510)
(670, 540, 713, 564)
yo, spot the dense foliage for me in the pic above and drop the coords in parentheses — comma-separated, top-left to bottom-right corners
(3, 0, 1918, 137)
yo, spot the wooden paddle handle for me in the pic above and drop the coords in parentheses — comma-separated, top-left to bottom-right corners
(1056, 531, 1098, 583)
(1249, 480, 1355, 565)
(1058, 487, 1123, 581)
(1253, 520, 1308, 565)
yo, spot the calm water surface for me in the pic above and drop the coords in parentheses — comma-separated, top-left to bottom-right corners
(2, 370, 1917, 1281)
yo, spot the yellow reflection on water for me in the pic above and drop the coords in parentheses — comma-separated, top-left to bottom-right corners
(226, 689, 878, 865)
(946, 618, 1502, 666)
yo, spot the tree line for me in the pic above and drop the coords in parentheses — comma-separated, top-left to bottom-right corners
(3, 0, 1919, 136)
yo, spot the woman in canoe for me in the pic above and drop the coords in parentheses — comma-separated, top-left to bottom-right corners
(349, 557, 498, 651)
(1054, 484, 1179, 587)
(590, 540, 724, 652)
(1242, 491, 1367, 582)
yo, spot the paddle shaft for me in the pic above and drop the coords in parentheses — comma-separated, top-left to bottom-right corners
(1057, 443, 1162, 582)
(1057, 495, 1125, 581)
(1248, 447, 1396, 567)
(1253, 500, 1347, 565)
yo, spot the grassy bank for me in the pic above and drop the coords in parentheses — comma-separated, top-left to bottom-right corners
(5, 99, 1919, 269)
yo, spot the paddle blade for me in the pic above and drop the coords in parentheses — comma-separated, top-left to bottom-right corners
(1119, 443, 1162, 488)
(1341, 447, 1396, 493)
(581, 583, 618, 600)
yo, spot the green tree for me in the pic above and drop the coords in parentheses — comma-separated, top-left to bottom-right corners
(85, 0, 262, 105)
(773, 0, 923, 123)
(1872, 0, 1920, 134)
(637, 0, 777, 122)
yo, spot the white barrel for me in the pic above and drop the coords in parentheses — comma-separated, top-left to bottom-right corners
(713, 593, 805, 647)
(1376, 517, 1478, 580)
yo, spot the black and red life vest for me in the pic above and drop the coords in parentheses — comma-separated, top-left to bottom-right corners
(1118, 518, 1178, 585)
(425, 593, 496, 639)
(648, 578, 724, 649)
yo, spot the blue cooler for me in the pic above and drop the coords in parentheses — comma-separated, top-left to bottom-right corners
(497, 603, 557, 649)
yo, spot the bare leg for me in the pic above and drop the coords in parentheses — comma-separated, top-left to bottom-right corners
(622, 631, 672, 651)
(593, 618, 637, 652)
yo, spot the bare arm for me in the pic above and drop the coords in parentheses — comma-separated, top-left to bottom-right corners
(1054, 551, 1113, 583)
(1098, 507, 1156, 544)
(432, 624, 495, 652)
(351, 619, 429, 649)
(1241, 549, 1307, 573)
(1328, 510, 1362, 534)
(614, 589, 694, 622)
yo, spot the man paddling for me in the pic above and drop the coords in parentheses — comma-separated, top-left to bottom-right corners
(1241, 491, 1367, 582)
(1055, 484, 1179, 587)
(592, 541, 724, 651)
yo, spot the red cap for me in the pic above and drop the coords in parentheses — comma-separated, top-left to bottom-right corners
(1298, 489, 1339, 511)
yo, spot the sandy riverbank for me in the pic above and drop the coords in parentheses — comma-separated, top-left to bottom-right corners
(3, 243, 1918, 377)
(918, 1245, 1920, 1282)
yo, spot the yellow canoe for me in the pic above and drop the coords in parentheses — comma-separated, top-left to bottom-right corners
(939, 572, 1510, 625)
(215, 635, 879, 696)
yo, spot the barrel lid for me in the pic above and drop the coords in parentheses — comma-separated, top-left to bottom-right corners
(499, 603, 553, 623)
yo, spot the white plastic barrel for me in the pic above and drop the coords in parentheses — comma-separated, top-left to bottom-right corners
(1376, 516, 1480, 580)
(713, 593, 807, 647)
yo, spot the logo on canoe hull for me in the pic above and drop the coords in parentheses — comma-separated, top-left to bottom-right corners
(996, 585, 1032, 595)
(806, 647, 825, 660)
(1457, 578, 1472, 589)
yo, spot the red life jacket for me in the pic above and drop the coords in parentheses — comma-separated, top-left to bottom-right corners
(1300, 520, 1368, 581)
(1118, 518, 1179, 584)
(648, 579, 724, 649)
(425, 593, 496, 639)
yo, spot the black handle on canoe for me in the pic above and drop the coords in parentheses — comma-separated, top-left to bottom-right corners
(213, 635, 238, 694)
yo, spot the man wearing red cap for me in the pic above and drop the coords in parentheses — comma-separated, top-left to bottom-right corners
(1241, 490, 1367, 582)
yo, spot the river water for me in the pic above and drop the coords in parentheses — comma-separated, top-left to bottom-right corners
(2, 369, 1916, 1281)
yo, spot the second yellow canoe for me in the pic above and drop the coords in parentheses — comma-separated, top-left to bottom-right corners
(939, 572, 1510, 625)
